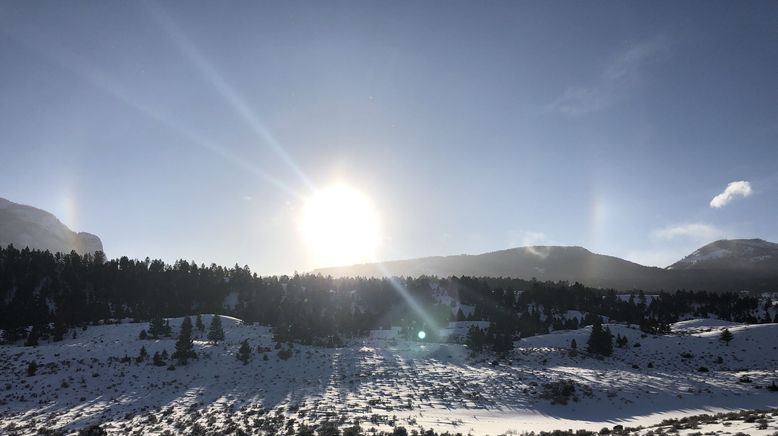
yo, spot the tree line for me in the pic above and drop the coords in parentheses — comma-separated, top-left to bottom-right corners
(1, 245, 774, 347)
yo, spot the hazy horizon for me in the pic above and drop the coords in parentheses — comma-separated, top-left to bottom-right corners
(2, 1, 777, 274)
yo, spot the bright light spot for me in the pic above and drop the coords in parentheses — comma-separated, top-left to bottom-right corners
(417, 330, 426, 340)
(302, 184, 380, 267)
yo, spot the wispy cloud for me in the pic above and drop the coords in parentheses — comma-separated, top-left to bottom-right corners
(548, 37, 667, 116)
(710, 180, 752, 208)
(651, 223, 725, 242)
(520, 231, 549, 246)
(508, 231, 554, 259)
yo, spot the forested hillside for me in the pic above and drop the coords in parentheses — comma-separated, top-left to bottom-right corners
(1, 245, 775, 348)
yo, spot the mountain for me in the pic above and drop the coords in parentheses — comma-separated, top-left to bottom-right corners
(0, 197, 103, 255)
(668, 238, 778, 272)
(315, 241, 778, 292)
(316, 246, 668, 290)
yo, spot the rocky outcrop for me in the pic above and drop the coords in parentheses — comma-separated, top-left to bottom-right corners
(0, 197, 103, 255)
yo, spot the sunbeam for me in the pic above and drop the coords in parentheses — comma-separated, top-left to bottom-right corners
(144, 1, 316, 193)
(375, 263, 441, 339)
(0, 17, 303, 200)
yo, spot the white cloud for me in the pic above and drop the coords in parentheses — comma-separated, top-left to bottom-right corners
(651, 223, 725, 242)
(548, 37, 666, 116)
(710, 180, 752, 208)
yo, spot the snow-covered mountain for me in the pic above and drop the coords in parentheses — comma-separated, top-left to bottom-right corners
(0, 197, 103, 255)
(668, 239, 778, 272)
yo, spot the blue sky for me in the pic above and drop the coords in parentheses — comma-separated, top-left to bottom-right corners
(1, 1, 776, 274)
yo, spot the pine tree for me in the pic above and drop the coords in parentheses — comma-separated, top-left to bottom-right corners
(163, 319, 172, 337)
(152, 351, 165, 366)
(570, 339, 577, 350)
(137, 345, 148, 363)
(27, 360, 37, 376)
(465, 325, 485, 351)
(237, 339, 251, 364)
(172, 317, 197, 365)
(148, 317, 165, 339)
(720, 328, 734, 346)
(195, 314, 205, 333)
(24, 326, 40, 347)
(586, 319, 613, 356)
(52, 318, 66, 342)
(139, 329, 147, 340)
(208, 315, 225, 344)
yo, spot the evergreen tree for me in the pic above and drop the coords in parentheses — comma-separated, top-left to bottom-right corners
(152, 351, 165, 366)
(465, 325, 485, 351)
(570, 338, 577, 350)
(138, 329, 147, 340)
(163, 319, 172, 337)
(24, 326, 40, 347)
(237, 339, 251, 364)
(27, 360, 37, 376)
(720, 328, 734, 346)
(492, 332, 514, 353)
(195, 314, 205, 333)
(52, 318, 66, 342)
(137, 345, 148, 363)
(208, 314, 225, 344)
(172, 317, 197, 365)
(148, 317, 165, 339)
(586, 319, 613, 356)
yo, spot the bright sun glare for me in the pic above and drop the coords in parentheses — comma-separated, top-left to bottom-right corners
(302, 184, 380, 267)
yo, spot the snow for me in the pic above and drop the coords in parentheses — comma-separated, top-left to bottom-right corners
(2, 316, 777, 435)
(438, 321, 491, 342)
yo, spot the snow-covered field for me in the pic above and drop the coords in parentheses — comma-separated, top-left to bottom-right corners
(2, 316, 777, 435)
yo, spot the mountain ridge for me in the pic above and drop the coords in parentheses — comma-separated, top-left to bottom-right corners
(315, 239, 778, 291)
(668, 238, 778, 271)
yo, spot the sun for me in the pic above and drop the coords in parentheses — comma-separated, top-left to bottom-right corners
(302, 184, 380, 267)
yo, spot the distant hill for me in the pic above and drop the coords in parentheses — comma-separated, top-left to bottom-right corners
(315, 241, 778, 292)
(0, 197, 103, 255)
(668, 239, 778, 272)
(316, 246, 667, 290)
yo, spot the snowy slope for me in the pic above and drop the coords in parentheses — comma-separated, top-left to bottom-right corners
(1, 316, 777, 435)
